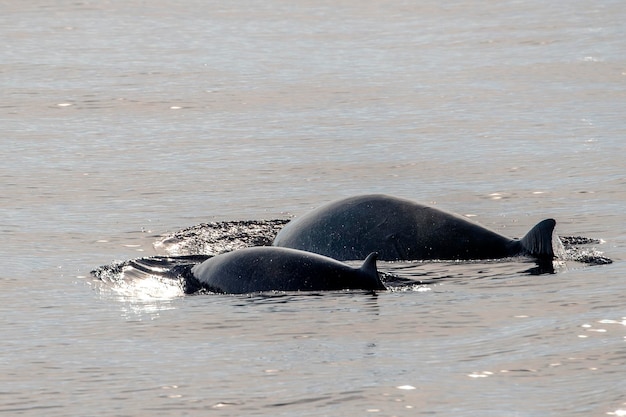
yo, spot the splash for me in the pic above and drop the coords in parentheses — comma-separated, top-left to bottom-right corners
(559, 236, 613, 265)
(153, 219, 289, 256)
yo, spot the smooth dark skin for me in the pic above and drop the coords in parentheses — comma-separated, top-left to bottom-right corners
(190, 246, 384, 294)
(273, 194, 557, 261)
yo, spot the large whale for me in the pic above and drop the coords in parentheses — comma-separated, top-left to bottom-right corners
(273, 194, 558, 262)
(190, 246, 384, 294)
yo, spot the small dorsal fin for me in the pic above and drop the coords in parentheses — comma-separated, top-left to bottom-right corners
(360, 252, 386, 290)
(520, 219, 557, 260)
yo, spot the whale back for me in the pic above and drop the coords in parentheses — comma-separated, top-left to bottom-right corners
(190, 246, 384, 294)
(273, 194, 555, 261)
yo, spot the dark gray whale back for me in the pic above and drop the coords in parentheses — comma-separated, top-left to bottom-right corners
(190, 246, 384, 294)
(273, 194, 557, 262)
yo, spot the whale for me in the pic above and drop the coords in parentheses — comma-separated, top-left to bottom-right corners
(190, 246, 385, 294)
(273, 194, 558, 262)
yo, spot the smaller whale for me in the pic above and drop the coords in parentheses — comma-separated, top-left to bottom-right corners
(273, 194, 559, 262)
(190, 247, 384, 294)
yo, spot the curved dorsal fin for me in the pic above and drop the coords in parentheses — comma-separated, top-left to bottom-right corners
(360, 252, 386, 290)
(520, 219, 557, 260)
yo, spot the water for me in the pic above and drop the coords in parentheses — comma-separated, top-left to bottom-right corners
(2, 0, 625, 415)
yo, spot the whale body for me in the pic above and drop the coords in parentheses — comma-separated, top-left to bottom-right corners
(273, 194, 558, 262)
(190, 246, 384, 294)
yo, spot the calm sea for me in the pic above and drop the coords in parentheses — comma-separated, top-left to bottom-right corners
(2, 1, 625, 416)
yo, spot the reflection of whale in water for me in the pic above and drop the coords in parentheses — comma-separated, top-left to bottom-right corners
(190, 247, 384, 294)
(273, 194, 560, 262)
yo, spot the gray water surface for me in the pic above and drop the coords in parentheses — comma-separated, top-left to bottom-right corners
(2, 0, 625, 416)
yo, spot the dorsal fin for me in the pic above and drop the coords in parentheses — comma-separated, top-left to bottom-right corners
(520, 219, 557, 260)
(360, 252, 386, 290)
